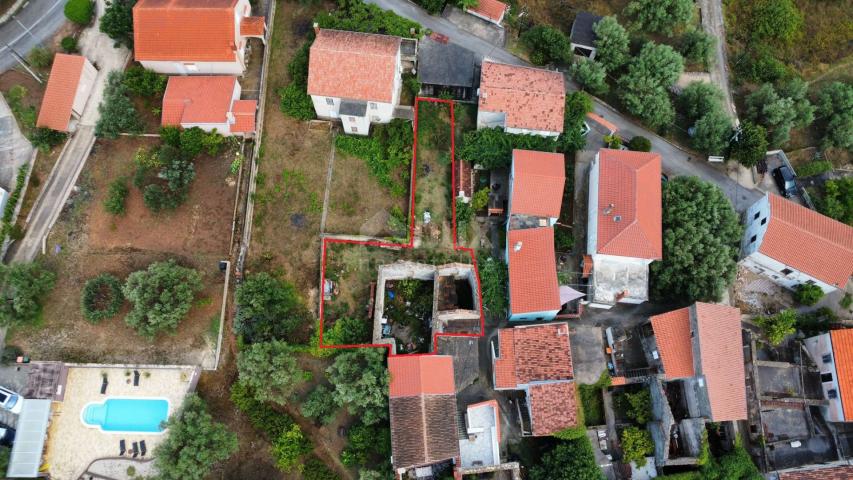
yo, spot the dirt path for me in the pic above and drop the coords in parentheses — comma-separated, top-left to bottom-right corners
(806, 59, 853, 85)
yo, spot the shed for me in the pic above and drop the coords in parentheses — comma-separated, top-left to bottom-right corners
(417, 37, 479, 101)
(6, 399, 52, 478)
(570, 12, 603, 59)
(36, 54, 98, 132)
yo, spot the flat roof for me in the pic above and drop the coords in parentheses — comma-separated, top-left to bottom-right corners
(7, 399, 51, 478)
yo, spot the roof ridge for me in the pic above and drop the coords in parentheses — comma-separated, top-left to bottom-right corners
(483, 60, 563, 77)
(483, 84, 564, 95)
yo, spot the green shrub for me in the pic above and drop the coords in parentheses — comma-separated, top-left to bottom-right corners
(458, 127, 558, 169)
(123, 66, 167, 98)
(471, 187, 489, 211)
(28, 47, 52, 68)
(178, 127, 206, 158)
(386, 205, 408, 237)
(230, 382, 294, 439)
(272, 424, 313, 472)
(621, 427, 654, 467)
(279, 84, 315, 120)
(287, 42, 311, 85)
(814, 177, 853, 225)
(300, 385, 338, 424)
(755, 309, 796, 345)
(796, 307, 836, 337)
(414, 0, 445, 15)
(99, 0, 136, 48)
(841, 293, 852, 310)
(303, 456, 338, 480)
(628, 136, 652, 152)
(1, 164, 30, 241)
(616, 389, 652, 424)
(122, 260, 202, 339)
(335, 120, 412, 197)
(29, 128, 67, 152)
(95, 71, 143, 138)
(160, 126, 181, 147)
(521, 25, 571, 66)
(61, 36, 78, 53)
(341, 421, 391, 469)
(103, 178, 129, 215)
(315, 0, 421, 38)
(795, 160, 832, 178)
(794, 283, 824, 306)
(65, 0, 94, 24)
(478, 254, 508, 316)
(81, 274, 124, 323)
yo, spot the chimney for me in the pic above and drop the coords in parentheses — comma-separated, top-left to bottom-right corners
(602, 203, 614, 215)
(513, 241, 522, 252)
(313, 22, 319, 35)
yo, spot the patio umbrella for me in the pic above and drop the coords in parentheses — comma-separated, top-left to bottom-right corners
(559, 285, 585, 305)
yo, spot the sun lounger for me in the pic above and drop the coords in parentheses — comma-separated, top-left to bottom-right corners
(132, 442, 139, 458)
(100, 376, 108, 395)
(133, 370, 140, 386)
(140, 440, 147, 457)
(119, 439, 126, 456)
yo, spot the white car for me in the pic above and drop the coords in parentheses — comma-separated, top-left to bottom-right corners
(0, 386, 23, 414)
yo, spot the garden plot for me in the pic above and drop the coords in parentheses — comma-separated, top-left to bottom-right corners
(7, 136, 236, 367)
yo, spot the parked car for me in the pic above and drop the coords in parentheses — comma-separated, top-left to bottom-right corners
(0, 386, 23, 414)
(772, 166, 797, 198)
(0, 426, 15, 446)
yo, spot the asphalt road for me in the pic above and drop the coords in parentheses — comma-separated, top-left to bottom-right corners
(367, 0, 763, 212)
(0, 0, 68, 73)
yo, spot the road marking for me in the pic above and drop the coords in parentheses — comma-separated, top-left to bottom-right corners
(0, 0, 65, 54)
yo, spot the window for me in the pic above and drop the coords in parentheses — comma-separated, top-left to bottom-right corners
(781, 268, 793, 275)
(754, 212, 760, 220)
(351, 126, 358, 133)
(369, 102, 378, 110)
(828, 389, 838, 399)
(822, 372, 833, 383)
(325, 97, 334, 106)
(823, 353, 832, 364)
(349, 116, 357, 122)
(761, 217, 767, 225)
(806, 280, 816, 285)
(750, 235, 757, 244)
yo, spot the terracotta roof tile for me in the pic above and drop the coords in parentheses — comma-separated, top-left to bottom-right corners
(231, 99, 256, 133)
(307, 29, 401, 104)
(528, 382, 579, 436)
(507, 227, 561, 314)
(830, 329, 853, 421)
(161, 76, 237, 126)
(467, 0, 508, 22)
(510, 149, 565, 218)
(760, 194, 853, 288)
(649, 307, 695, 379)
(779, 465, 853, 480)
(390, 395, 460, 469)
(478, 61, 565, 134)
(389, 356, 456, 398)
(494, 323, 573, 388)
(240, 16, 265, 36)
(595, 148, 662, 259)
(585, 112, 617, 134)
(694, 302, 747, 421)
(37, 54, 86, 132)
(133, 0, 242, 62)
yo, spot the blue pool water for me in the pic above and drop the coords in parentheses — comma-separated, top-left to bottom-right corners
(82, 398, 170, 433)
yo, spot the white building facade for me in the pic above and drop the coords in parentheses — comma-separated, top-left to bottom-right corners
(804, 332, 847, 422)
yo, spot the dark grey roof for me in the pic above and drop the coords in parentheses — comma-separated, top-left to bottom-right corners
(570, 12, 603, 47)
(417, 38, 478, 88)
(339, 100, 367, 117)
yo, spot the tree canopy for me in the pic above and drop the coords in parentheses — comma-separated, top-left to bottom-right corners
(745, 80, 814, 147)
(529, 439, 604, 480)
(457, 128, 557, 169)
(521, 25, 571, 66)
(64, 0, 94, 25)
(814, 177, 853, 225)
(618, 43, 683, 129)
(121, 260, 202, 338)
(569, 58, 608, 96)
(234, 273, 310, 344)
(679, 28, 715, 67)
(237, 340, 311, 405)
(95, 71, 143, 139)
(730, 121, 768, 168)
(651, 177, 742, 303)
(326, 348, 389, 425)
(154, 394, 238, 480)
(679, 82, 725, 124)
(625, 0, 693, 36)
(755, 310, 797, 346)
(747, 0, 803, 45)
(815, 81, 853, 151)
(593, 16, 629, 73)
(0, 262, 56, 327)
(100, 0, 137, 48)
(692, 108, 732, 155)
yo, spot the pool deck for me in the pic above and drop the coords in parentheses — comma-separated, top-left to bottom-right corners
(45, 365, 198, 480)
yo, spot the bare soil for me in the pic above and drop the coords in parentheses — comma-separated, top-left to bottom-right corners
(7, 136, 236, 366)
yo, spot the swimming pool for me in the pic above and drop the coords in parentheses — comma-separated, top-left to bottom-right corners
(81, 397, 170, 434)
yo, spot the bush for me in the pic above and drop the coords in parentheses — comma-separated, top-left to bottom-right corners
(315, 0, 421, 38)
(458, 127, 557, 169)
(679, 28, 714, 67)
(103, 178, 129, 215)
(279, 84, 316, 120)
(530, 438, 604, 480)
(794, 283, 824, 306)
(797, 307, 837, 337)
(303, 456, 338, 480)
(1, 164, 29, 241)
(160, 126, 181, 147)
(301, 385, 338, 424)
(100, 0, 137, 48)
(28, 47, 52, 68)
(478, 254, 508, 316)
(795, 160, 832, 178)
(230, 382, 294, 439)
(621, 427, 654, 467)
(60, 36, 78, 53)
(123, 66, 167, 98)
(618, 389, 652, 425)
(272, 424, 313, 472)
(520, 25, 571, 66)
(747, 0, 803, 45)
(122, 260, 203, 338)
(81, 274, 124, 323)
(0, 262, 57, 327)
(95, 71, 143, 138)
(324, 316, 371, 346)
(755, 309, 796, 346)
(734, 49, 791, 84)
(237, 340, 311, 404)
(234, 272, 310, 344)
(29, 128, 67, 152)
(341, 421, 391, 469)
(65, 0, 94, 24)
(814, 177, 853, 225)
(142, 184, 167, 212)
(628, 136, 651, 152)
(413, 0, 445, 14)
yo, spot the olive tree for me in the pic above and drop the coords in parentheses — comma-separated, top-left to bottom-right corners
(122, 260, 202, 338)
(237, 340, 311, 405)
(592, 16, 629, 73)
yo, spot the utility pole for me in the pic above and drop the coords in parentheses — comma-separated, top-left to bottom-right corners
(3, 43, 42, 84)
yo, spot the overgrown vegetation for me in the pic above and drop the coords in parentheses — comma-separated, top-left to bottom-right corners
(234, 272, 311, 344)
(578, 371, 611, 426)
(123, 66, 167, 98)
(755, 309, 796, 346)
(529, 438, 605, 480)
(81, 273, 124, 323)
(315, 0, 422, 38)
(813, 177, 853, 226)
(334, 119, 413, 197)
(237, 340, 312, 405)
(615, 389, 652, 425)
(1, 163, 30, 242)
(793, 283, 824, 306)
(621, 426, 655, 467)
(477, 254, 508, 316)
(458, 127, 557, 169)
(95, 71, 143, 138)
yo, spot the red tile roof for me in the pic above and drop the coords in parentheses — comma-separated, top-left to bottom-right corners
(240, 16, 265, 36)
(37, 54, 86, 132)
(510, 149, 565, 218)
(390, 395, 459, 470)
(779, 465, 853, 480)
(133, 0, 242, 62)
(649, 307, 695, 379)
(528, 382, 580, 436)
(307, 29, 401, 104)
(595, 149, 662, 259)
(389, 356, 456, 398)
(479, 61, 565, 134)
(494, 323, 573, 388)
(467, 0, 508, 22)
(231, 99, 256, 133)
(161, 76, 237, 126)
(694, 302, 747, 421)
(507, 227, 561, 315)
(585, 112, 617, 134)
(760, 194, 853, 288)
(830, 329, 853, 421)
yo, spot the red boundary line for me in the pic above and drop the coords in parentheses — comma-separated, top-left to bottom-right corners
(318, 97, 485, 357)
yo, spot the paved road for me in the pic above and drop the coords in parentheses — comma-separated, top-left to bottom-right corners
(367, 0, 763, 212)
(697, 0, 737, 122)
(0, 0, 68, 72)
(0, 93, 32, 191)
